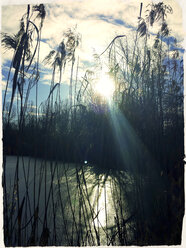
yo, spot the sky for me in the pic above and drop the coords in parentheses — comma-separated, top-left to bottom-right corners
(0, 0, 186, 108)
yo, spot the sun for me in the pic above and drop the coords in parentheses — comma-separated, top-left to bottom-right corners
(95, 73, 115, 99)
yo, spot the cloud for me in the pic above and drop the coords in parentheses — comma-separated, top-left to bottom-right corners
(1, 80, 11, 92)
(38, 40, 53, 65)
(41, 68, 70, 86)
(1, 0, 185, 94)
(41, 73, 52, 85)
(1, 47, 15, 65)
(38, 0, 141, 62)
(1, 1, 184, 60)
(1, 5, 26, 34)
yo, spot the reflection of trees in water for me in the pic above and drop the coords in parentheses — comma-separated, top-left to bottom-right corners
(4, 156, 138, 246)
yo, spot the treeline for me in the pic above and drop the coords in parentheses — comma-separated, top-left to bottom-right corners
(3, 102, 123, 168)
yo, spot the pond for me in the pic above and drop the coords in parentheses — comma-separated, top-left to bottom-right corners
(3, 155, 135, 246)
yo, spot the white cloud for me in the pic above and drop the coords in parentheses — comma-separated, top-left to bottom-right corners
(1, 80, 11, 92)
(1, 1, 184, 50)
(39, 41, 53, 63)
(1, 0, 185, 83)
(1, 5, 26, 34)
(1, 47, 14, 65)
(42, 73, 52, 82)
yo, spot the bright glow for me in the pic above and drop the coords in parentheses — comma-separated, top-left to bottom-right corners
(93, 175, 113, 228)
(95, 73, 115, 99)
(96, 188, 106, 227)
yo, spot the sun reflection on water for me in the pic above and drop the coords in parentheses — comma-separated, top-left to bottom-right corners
(88, 175, 114, 228)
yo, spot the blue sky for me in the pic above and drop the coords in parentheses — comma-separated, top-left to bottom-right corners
(1, 0, 185, 109)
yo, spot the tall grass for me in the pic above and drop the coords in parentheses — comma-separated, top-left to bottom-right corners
(2, 2, 184, 246)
